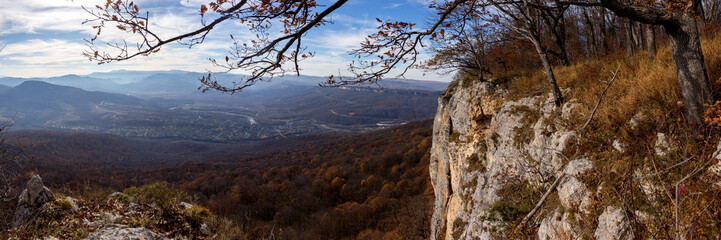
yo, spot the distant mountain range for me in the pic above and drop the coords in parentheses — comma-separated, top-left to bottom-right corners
(0, 71, 446, 141)
(0, 70, 449, 94)
(0, 81, 150, 128)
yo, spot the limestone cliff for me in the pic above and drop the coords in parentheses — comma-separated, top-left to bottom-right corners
(430, 80, 631, 239)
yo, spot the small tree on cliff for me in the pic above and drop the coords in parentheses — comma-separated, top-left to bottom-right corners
(84, 0, 714, 122)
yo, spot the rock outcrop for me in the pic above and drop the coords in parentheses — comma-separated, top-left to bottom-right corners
(430, 80, 632, 239)
(594, 206, 634, 240)
(83, 224, 168, 240)
(13, 175, 54, 228)
(9, 182, 213, 239)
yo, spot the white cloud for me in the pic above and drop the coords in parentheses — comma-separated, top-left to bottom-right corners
(0, 0, 451, 82)
(0, 38, 229, 77)
(0, 0, 96, 35)
(384, 3, 404, 9)
(2, 39, 87, 65)
(306, 30, 370, 52)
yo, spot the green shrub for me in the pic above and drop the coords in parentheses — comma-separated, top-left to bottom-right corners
(182, 205, 213, 228)
(451, 218, 468, 239)
(112, 192, 133, 204)
(57, 198, 74, 211)
(206, 216, 248, 240)
(125, 182, 189, 214)
(449, 132, 461, 142)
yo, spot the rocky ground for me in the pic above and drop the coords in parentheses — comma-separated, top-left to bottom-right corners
(4, 178, 235, 240)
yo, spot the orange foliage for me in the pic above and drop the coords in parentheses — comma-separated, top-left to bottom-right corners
(704, 101, 721, 127)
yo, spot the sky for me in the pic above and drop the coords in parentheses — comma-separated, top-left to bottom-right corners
(0, 0, 452, 82)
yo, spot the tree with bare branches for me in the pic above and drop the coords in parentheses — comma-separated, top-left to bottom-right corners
(84, 0, 715, 122)
(84, 0, 349, 93)
(597, 0, 713, 123)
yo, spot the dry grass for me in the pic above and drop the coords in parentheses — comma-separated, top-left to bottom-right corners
(493, 32, 721, 238)
(501, 33, 721, 132)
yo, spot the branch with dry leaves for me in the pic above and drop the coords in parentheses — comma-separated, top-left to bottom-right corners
(323, 0, 479, 87)
(83, 0, 348, 93)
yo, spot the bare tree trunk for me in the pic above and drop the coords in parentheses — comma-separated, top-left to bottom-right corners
(710, 0, 720, 23)
(542, 9, 571, 66)
(583, 9, 597, 57)
(530, 37, 564, 106)
(554, 29, 571, 66)
(610, 15, 620, 50)
(633, 21, 644, 52)
(645, 24, 657, 60)
(665, 16, 713, 123)
(600, 0, 714, 123)
(624, 20, 635, 56)
(599, 8, 608, 54)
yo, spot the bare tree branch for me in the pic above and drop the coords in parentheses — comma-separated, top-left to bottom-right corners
(579, 64, 621, 134)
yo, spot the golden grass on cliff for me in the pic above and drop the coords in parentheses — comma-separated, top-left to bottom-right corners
(502, 33, 721, 132)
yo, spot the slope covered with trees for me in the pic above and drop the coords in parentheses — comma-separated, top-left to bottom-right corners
(1, 120, 434, 239)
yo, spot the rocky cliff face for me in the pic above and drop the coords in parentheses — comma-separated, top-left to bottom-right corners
(430, 80, 632, 239)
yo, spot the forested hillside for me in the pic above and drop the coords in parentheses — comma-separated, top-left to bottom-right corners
(2, 120, 434, 239)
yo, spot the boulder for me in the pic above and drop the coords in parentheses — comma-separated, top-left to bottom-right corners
(558, 158, 593, 213)
(594, 206, 634, 240)
(13, 175, 54, 228)
(538, 211, 580, 240)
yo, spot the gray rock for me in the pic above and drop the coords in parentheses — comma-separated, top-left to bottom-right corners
(430, 80, 503, 240)
(13, 175, 54, 228)
(99, 211, 123, 225)
(654, 133, 673, 157)
(83, 224, 168, 240)
(108, 192, 124, 199)
(563, 158, 593, 176)
(595, 206, 634, 240)
(538, 211, 581, 240)
(612, 139, 626, 152)
(629, 112, 646, 130)
(558, 176, 588, 210)
(179, 202, 193, 209)
(200, 223, 210, 235)
(558, 159, 593, 212)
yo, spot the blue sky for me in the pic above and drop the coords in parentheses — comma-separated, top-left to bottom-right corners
(0, 0, 452, 82)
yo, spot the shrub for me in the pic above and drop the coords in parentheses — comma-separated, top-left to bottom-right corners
(206, 216, 248, 240)
(449, 132, 461, 142)
(56, 198, 74, 211)
(125, 182, 189, 215)
(182, 205, 213, 228)
(704, 100, 721, 127)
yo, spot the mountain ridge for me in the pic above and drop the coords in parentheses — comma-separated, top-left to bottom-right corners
(0, 70, 449, 93)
